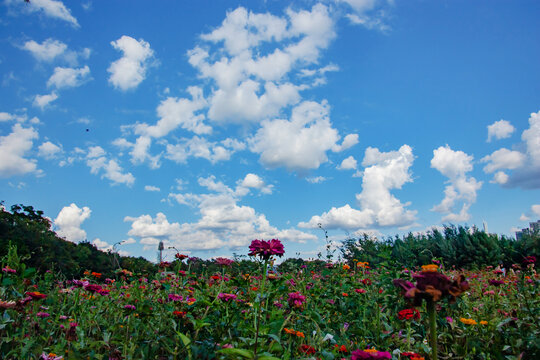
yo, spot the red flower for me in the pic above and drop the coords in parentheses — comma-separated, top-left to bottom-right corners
(25, 291, 47, 300)
(173, 311, 187, 318)
(398, 308, 421, 320)
(84, 284, 102, 293)
(175, 253, 189, 260)
(334, 344, 348, 353)
(299, 345, 316, 355)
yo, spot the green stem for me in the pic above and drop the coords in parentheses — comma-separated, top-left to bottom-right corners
(427, 299, 438, 360)
(406, 321, 411, 351)
(254, 259, 269, 359)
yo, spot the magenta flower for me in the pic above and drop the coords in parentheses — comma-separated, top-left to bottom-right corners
(218, 293, 237, 302)
(2, 266, 16, 274)
(248, 239, 285, 260)
(84, 284, 102, 293)
(124, 305, 136, 310)
(351, 349, 392, 360)
(288, 291, 306, 309)
(36, 312, 50, 318)
(168, 293, 183, 302)
(215, 257, 234, 266)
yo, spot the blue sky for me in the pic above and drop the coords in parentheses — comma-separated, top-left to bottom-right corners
(1, 0, 539, 262)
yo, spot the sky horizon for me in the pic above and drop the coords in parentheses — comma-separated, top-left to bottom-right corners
(1, 0, 539, 262)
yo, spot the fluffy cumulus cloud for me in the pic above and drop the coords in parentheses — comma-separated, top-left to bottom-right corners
(85, 146, 135, 186)
(126, 175, 316, 252)
(337, 0, 392, 31)
(188, 4, 336, 124)
(166, 136, 245, 165)
(431, 145, 482, 222)
(6, 0, 79, 27)
(338, 155, 357, 170)
(38, 141, 62, 159)
(480, 148, 525, 184)
(0, 123, 39, 178)
(299, 145, 417, 230)
(487, 119, 515, 142)
(144, 185, 160, 192)
(484, 111, 540, 189)
(47, 66, 91, 89)
(108, 36, 154, 91)
(54, 203, 91, 243)
(22, 38, 67, 62)
(532, 205, 540, 218)
(33, 92, 58, 109)
(249, 101, 357, 171)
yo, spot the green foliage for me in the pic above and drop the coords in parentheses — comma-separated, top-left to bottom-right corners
(342, 225, 539, 269)
(0, 203, 156, 278)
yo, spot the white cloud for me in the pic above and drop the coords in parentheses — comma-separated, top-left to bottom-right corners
(135, 86, 209, 137)
(166, 136, 244, 164)
(249, 101, 346, 171)
(47, 65, 91, 89)
(300, 145, 417, 230)
(92, 238, 113, 252)
(520, 213, 530, 222)
(522, 111, 540, 167)
(187, 4, 336, 125)
(136, 175, 317, 251)
(532, 205, 540, 218)
(108, 36, 154, 91)
(26, 0, 79, 27)
(481, 148, 526, 173)
(337, 0, 391, 31)
(431, 145, 482, 222)
(54, 203, 91, 243)
(237, 173, 274, 194)
(499, 111, 540, 189)
(0, 123, 39, 178)
(85, 146, 135, 186)
(144, 185, 160, 192)
(306, 176, 327, 183)
(487, 119, 515, 142)
(22, 38, 67, 61)
(491, 171, 509, 185)
(33, 92, 58, 109)
(0, 112, 15, 122)
(338, 155, 357, 170)
(38, 141, 62, 159)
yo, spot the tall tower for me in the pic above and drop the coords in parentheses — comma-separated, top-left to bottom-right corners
(482, 220, 488, 234)
(158, 241, 164, 263)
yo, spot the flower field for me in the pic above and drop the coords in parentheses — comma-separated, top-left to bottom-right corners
(1, 241, 539, 360)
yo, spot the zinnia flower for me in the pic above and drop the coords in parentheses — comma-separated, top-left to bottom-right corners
(398, 308, 421, 320)
(215, 257, 234, 266)
(218, 293, 237, 302)
(288, 291, 306, 309)
(36, 312, 50, 318)
(26, 291, 47, 300)
(299, 344, 316, 355)
(351, 349, 391, 360)
(2, 266, 16, 273)
(248, 239, 285, 260)
(459, 317, 477, 325)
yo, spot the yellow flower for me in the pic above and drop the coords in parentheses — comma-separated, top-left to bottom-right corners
(460, 317, 477, 325)
(364, 349, 378, 353)
(421, 264, 439, 272)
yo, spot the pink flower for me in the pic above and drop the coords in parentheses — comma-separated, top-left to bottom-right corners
(351, 349, 391, 360)
(288, 291, 306, 309)
(2, 266, 16, 274)
(248, 239, 285, 260)
(215, 257, 234, 266)
(168, 293, 183, 302)
(124, 305, 136, 310)
(36, 312, 50, 318)
(218, 293, 237, 302)
(84, 284, 102, 292)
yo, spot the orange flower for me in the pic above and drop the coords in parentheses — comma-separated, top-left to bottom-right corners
(343, 264, 351, 270)
(295, 331, 305, 338)
(284, 328, 296, 335)
(421, 264, 439, 272)
(342, 292, 349, 297)
(91, 272, 102, 278)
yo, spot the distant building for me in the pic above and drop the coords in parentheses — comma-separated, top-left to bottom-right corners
(516, 220, 539, 240)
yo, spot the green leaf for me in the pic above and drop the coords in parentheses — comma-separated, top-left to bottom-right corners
(217, 348, 255, 359)
(178, 332, 191, 347)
